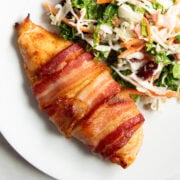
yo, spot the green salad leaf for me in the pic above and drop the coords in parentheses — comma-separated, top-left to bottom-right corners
(175, 34, 180, 42)
(111, 70, 135, 88)
(103, 3, 118, 25)
(155, 52, 171, 65)
(146, 42, 157, 55)
(72, 0, 118, 25)
(93, 24, 100, 45)
(72, 0, 105, 19)
(151, 1, 165, 13)
(155, 64, 180, 91)
(59, 23, 77, 41)
(72, 0, 85, 8)
(173, 63, 180, 79)
(141, 19, 148, 37)
(128, 3, 146, 14)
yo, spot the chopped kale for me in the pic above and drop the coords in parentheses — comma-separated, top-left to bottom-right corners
(72, 0, 105, 19)
(59, 23, 78, 41)
(155, 52, 171, 65)
(111, 70, 135, 88)
(155, 64, 180, 91)
(103, 3, 118, 25)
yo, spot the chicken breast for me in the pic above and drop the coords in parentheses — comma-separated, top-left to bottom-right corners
(15, 16, 145, 168)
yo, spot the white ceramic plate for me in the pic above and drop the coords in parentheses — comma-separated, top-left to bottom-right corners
(1, 1, 180, 179)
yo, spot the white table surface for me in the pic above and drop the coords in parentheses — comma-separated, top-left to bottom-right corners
(0, 133, 54, 180)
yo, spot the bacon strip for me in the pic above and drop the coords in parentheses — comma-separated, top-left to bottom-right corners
(34, 52, 93, 95)
(76, 71, 120, 110)
(72, 94, 141, 147)
(95, 114, 144, 157)
(38, 43, 84, 78)
(34, 53, 107, 108)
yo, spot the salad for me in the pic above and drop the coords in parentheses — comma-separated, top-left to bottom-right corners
(44, 0, 180, 110)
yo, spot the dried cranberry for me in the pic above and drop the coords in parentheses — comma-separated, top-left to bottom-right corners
(137, 61, 158, 80)
(66, 12, 72, 19)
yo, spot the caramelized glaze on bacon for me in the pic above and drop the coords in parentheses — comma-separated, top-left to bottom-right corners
(38, 43, 84, 78)
(16, 17, 145, 168)
(95, 114, 144, 157)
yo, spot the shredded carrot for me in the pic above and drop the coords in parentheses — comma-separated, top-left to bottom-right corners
(174, 26, 180, 33)
(43, 2, 92, 33)
(148, 90, 180, 98)
(164, 91, 180, 98)
(120, 88, 145, 97)
(157, 26, 165, 31)
(143, 17, 151, 41)
(166, 37, 175, 44)
(118, 43, 145, 59)
(121, 87, 180, 99)
(97, 0, 113, 4)
(121, 38, 145, 49)
(44, 2, 57, 15)
(62, 18, 92, 33)
(113, 17, 120, 27)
